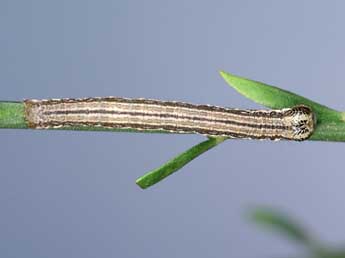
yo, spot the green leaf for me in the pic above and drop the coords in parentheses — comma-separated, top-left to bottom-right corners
(250, 208, 312, 245)
(136, 137, 226, 189)
(250, 209, 345, 258)
(219, 71, 342, 123)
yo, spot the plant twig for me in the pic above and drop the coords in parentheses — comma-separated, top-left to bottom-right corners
(2, 71, 345, 188)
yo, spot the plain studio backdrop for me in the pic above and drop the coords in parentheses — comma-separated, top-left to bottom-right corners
(0, 1, 344, 257)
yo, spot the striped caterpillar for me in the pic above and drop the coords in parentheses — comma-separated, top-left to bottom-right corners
(24, 97, 316, 141)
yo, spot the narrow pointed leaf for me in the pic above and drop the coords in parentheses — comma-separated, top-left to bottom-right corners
(219, 71, 342, 123)
(136, 137, 226, 189)
(251, 208, 311, 245)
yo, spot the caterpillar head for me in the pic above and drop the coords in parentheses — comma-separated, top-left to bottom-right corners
(282, 105, 316, 141)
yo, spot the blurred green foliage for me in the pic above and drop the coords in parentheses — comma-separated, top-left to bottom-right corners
(250, 208, 345, 258)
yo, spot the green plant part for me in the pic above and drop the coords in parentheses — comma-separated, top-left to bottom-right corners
(250, 208, 345, 258)
(0, 102, 26, 129)
(136, 136, 226, 189)
(250, 208, 313, 245)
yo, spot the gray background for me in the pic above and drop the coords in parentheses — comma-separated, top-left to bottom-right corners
(0, 1, 344, 257)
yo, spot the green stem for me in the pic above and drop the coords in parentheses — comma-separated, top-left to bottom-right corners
(136, 137, 226, 189)
(0, 102, 27, 129)
(310, 121, 345, 142)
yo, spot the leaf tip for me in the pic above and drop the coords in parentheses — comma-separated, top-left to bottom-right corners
(219, 70, 253, 91)
(135, 178, 148, 189)
(219, 70, 227, 77)
(219, 70, 236, 85)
